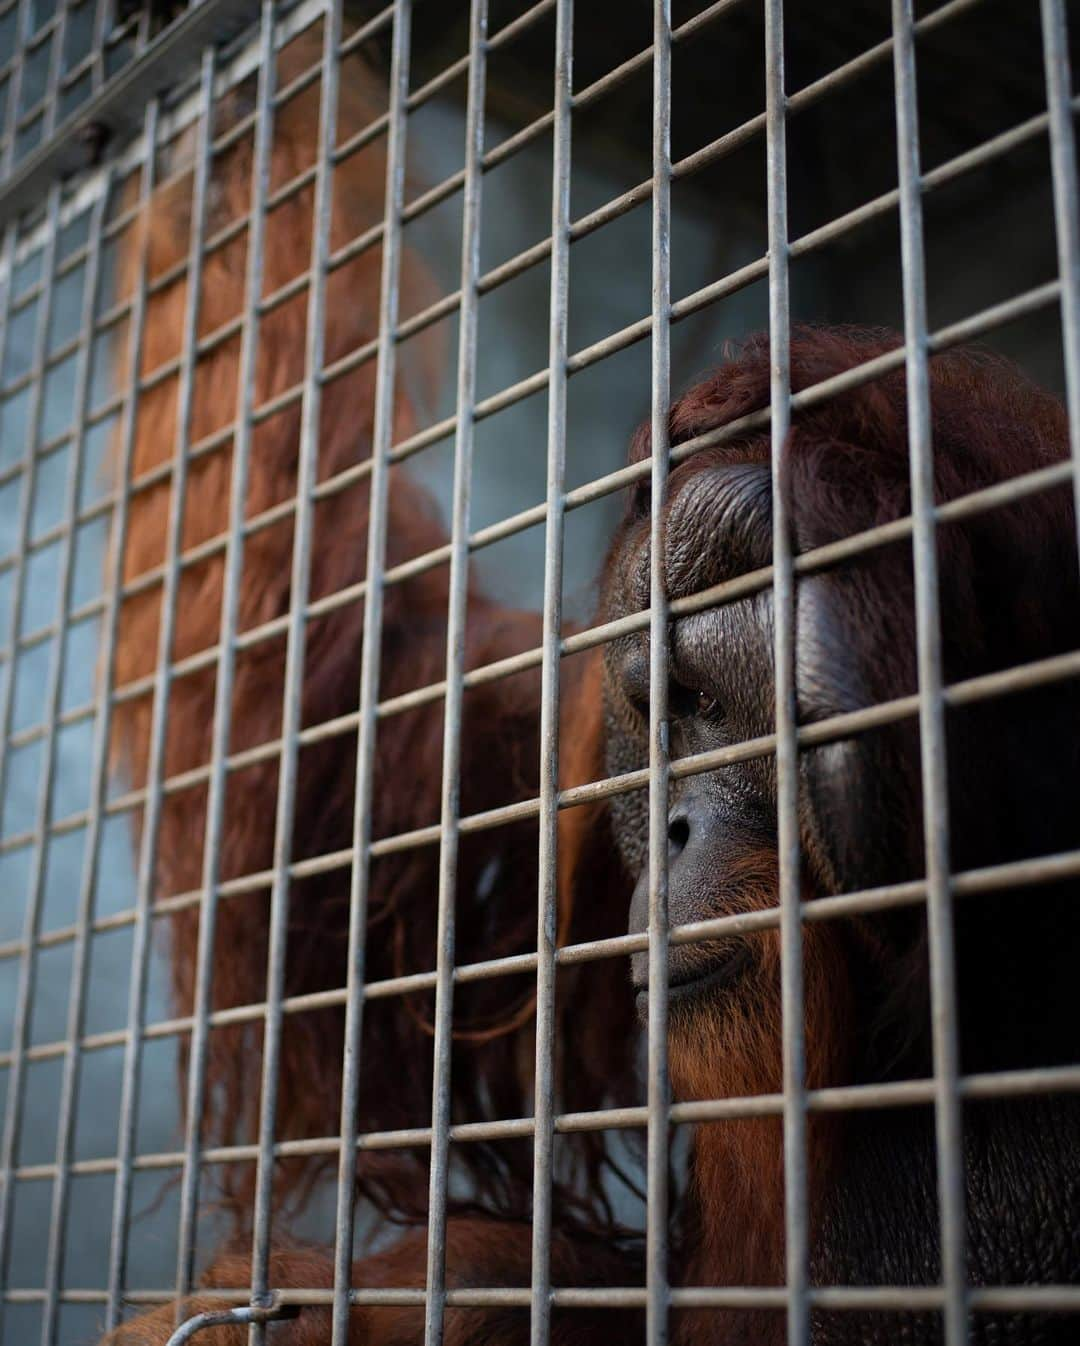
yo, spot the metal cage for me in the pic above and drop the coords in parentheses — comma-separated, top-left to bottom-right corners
(0, 0, 1078, 1343)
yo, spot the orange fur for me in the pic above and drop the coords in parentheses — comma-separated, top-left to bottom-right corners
(669, 854, 851, 1346)
(102, 1223, 641, 1346)
(109, 21, 636, 1292)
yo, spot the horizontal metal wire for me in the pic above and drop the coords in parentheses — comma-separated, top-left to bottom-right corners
(5, 1282, 1080, 1315)
(3, 835, 1078, 1084)
(6, 1057, 1080, 1187)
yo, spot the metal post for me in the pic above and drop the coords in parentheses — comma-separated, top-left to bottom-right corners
(329, 1, 413, 1342)
(247, 2, 340, 1337)
(173, 0, 277, 1306)
(764, 3, 809, 1344)
(93, 99, 161, 1328)
(90, 0, 112, 99)
(646, 2, 671, 1343)
(423, 2, 487, 1342)
(106, 53, 216, 1328)
(37, 170, 113, 1346)
(1039, 0, 1080, 564)
(529, 0, 572, 1340)
(891, 3, 968, 1342)
(41, 0, 69, 143)
(0, 186, 64, 1338)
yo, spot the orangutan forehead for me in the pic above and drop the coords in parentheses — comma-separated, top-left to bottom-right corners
(661, 461, 773, 602)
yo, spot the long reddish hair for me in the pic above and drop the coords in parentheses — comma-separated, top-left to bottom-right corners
(113, 29, 637, 1238)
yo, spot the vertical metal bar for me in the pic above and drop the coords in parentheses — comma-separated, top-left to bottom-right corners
(528, 0, 572, 1340)
(90, 99, 160, 1308)
(1039, 0, 1080, 563)
(0, 221, 13, 401)
(173, 1, 276, 1305)
(0, 220, 17, 652)
(105, 55, 216, 1329)
(0, 221, 15, 1299)
(0, 186, 64, 1327)
(0, 66, 7, 175)
(645, 2, 671, 1344)
(247, 3, 339, 1336)
(0, 196, 59, 846)
(764, 4, 809, 1344)
(1, 0, 31, 178)
(891, 4, 967, 1343)
(135, 0, 151, 58)
(59, 98, 155, 1330)
(90, 0, 111, 98)
(422, 2, 487, 1342)
(42, 2, 67, 141)
(328, 3, 411, 1342)
(37, 168, 114, 1346)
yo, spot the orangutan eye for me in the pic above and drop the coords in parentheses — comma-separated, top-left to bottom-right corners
(669, 681, 724, 722)
(695, 690, 721, 719)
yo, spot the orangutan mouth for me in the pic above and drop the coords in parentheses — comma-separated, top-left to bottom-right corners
(633, 944, 752, 1022)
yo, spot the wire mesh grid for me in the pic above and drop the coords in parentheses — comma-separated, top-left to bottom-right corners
(0, 0, 1077, 1343)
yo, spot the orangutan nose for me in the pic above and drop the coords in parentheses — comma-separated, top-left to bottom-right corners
(667, 809, 691, 858)
(627, 797, 714, 945)
(627, 789, 773, 996)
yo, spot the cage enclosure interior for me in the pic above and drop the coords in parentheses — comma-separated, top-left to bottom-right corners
(0, 1, 1078, 1345)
